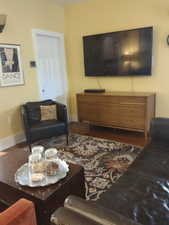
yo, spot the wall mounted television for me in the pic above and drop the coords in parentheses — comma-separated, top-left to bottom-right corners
(83, 27, 153, 76)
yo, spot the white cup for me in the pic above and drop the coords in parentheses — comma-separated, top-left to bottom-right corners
(32, 146, 44, 156)
(45, 148, 58, 160)
(28, 153, 42, 173)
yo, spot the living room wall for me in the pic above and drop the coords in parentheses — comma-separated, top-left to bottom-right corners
(0, 0, 65, 141)
(65, 0, 169, 120)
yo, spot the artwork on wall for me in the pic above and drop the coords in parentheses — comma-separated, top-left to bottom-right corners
(0, 44, 24, 87)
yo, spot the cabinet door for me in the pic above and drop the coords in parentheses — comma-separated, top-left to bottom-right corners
(78, 102, 99, 122)
(119, 104, 145, 130)
(78, 102, 119, 126)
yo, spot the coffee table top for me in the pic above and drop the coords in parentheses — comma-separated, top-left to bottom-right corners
(0, 148, 83, 201)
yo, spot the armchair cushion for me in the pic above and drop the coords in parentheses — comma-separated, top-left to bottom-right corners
(26, 99, 55, 124)
(30, 120, 66, 142)
(40, 105, 57, 121)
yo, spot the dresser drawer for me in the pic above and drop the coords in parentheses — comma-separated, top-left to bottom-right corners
(119, 96, 146, 104)
(77, 95, 119, 104)
(78, 102, 119, 125)
(119, 104, 145, 129)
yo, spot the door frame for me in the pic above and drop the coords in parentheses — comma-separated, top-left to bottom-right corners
(32, 29, 68, 105)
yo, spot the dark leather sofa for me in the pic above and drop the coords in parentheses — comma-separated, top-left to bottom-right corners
(51, 118, 169, 225)
(21, 100, 68, 150)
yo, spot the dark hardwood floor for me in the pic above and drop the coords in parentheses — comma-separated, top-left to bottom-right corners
(4, 122, 147, 152)
(69, 122, 147, 147)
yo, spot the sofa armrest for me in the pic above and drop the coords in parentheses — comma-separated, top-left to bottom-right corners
(150, 117, 169, 143)
(51, 195, 142, 225)
(51, 207, 100, 225)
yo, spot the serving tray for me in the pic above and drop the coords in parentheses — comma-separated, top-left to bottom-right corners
(15, 159, 69, 187)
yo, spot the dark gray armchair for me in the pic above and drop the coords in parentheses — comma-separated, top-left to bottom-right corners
(21, 99, 68, 151)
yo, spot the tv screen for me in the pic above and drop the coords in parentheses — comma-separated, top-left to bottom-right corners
(83, 27, 153, 76)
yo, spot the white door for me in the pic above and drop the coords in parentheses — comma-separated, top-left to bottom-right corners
(32, 30, 68, 105)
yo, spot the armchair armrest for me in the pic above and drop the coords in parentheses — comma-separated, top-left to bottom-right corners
(21, 105, 30, 129)
(21, 105, 31, 143)
(56, 102, 68, 124)
(150, 117, 169, 143)
(51, 195, 142, 225)
(0, 199, 37, 225)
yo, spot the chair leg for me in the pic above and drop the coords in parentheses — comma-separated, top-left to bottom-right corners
(28, 144, 32, 152)
(66, 134, 69, 145)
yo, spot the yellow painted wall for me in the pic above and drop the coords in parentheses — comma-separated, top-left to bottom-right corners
(0, 0, 65, 139)
(1, 0, 169, 140)
(65, 0, 169, 120)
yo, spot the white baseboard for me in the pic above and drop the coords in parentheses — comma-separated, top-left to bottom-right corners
(0, 132, 25, 151)
(70, 115, 78, 122)
(0, 116, 78, 151)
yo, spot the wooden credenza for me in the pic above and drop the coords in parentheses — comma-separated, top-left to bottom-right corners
(76, 92, 156, 138)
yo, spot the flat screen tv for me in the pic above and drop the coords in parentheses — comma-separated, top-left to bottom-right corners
(83, 27, 153, 76)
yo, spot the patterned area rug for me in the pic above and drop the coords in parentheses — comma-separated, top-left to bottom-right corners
(36, 134, 142, 201)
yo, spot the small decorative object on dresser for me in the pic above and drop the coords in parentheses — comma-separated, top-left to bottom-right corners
(77, 91, 156, 138)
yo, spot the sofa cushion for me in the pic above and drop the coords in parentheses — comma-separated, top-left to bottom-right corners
(98, 169, 169, 225)
(98, 142, 169, 225)
(130, 143, 169, 179)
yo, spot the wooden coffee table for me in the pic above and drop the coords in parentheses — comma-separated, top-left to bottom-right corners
(0, 148, 85, 225)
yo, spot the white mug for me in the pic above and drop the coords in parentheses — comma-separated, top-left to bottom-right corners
(31, 145, 44, 156)
(45, 148, 58, 160)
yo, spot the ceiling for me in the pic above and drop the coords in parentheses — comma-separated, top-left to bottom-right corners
(54, 0, 91, 6)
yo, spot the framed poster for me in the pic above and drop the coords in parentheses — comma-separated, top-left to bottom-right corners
(0, 44, 24, 87)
